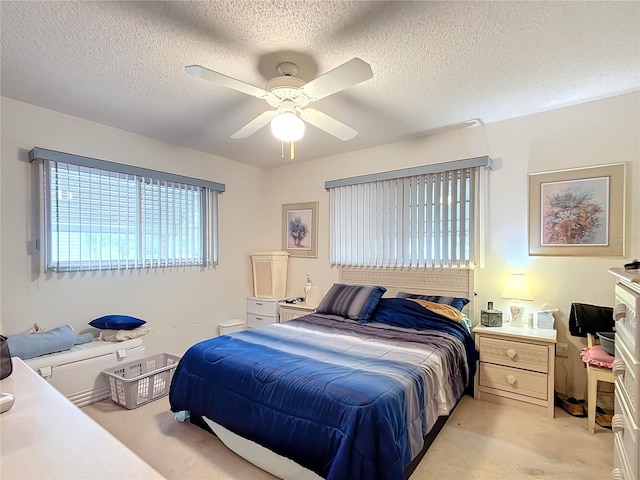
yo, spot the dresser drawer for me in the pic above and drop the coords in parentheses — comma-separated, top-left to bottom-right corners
(247, 298, 279, 317)
(247, 313, 277, 329)
(279, 302, 316, 322)
(614, 394, 639, 480)
(615, 338, 640, 426)
(478, 337, 549, 373)
(615, 284, 639, 359)
(478, 363, 548, 400)
(614, 434, 637, 480)
(279, 308, 304, 322)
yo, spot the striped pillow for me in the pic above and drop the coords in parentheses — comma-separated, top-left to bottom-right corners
(316, 284, 387, 321)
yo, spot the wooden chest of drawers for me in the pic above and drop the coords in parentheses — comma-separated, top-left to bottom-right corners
(473, 324, 557, 418)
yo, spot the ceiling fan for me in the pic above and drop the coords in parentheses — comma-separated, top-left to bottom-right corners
(185, 57, 373, 143)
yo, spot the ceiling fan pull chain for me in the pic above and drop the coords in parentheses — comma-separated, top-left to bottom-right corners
(281, 140, 284, 158)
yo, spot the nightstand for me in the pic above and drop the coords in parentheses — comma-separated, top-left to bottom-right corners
(246, 297, 282, 329)
(473, 324, 557, 418)
(278, 302, 317, 322)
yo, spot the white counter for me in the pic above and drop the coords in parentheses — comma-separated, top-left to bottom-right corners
(0, 358, 163, 479)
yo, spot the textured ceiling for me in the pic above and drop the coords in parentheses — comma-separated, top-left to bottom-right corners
(1, 1, 638, 168)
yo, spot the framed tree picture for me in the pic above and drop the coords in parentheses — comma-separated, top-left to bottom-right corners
(528, 163, 625, 256)
(282, 202, 318, 258)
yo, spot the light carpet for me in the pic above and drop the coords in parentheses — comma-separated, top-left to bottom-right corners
(83, 395, 613, 479)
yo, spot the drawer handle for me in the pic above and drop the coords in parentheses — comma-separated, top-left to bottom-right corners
(255, 302, 263, 306)
(611, 467, 624, 480)
(506, 375, 517, 386)
(612, 359, 626, 376)
(506, 348, 517, 360)
(255, 317, 263, 321)
(612, 414, 625, 433)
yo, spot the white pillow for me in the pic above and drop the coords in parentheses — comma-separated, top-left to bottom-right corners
(98, 325, 150, 342)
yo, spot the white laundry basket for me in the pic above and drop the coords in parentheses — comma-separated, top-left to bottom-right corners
(251, 251, 289, 298)
(102, 353, 180, 409)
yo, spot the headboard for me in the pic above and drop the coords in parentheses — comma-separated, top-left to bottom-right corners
(339, 266, 476, 318)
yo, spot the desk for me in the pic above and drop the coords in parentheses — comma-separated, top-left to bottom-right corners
(0, 358, 163, 479)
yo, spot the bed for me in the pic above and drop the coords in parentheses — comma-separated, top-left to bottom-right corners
(169, 267, 478, 480)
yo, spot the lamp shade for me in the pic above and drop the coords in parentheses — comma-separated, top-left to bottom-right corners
(271, 112, 305, 142)
(501, 273, 533, 301)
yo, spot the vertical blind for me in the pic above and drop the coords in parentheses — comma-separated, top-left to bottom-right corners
(30, 148, 224, 272)
(327, 158, 491, 268)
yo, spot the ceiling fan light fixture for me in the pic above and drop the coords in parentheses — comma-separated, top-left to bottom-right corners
(271, 112, 305, 142)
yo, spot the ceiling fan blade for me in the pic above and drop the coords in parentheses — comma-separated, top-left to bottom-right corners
(301, 108, 358, 141)
(300, 58, 373, 101)
(185, 65, 269, 99)
(231, 110, 278, 139)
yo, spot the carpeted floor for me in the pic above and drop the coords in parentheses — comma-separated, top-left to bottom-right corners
(83, 395, 613, 479)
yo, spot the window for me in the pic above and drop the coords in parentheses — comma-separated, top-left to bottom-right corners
(325, 157, 491, 268)
(29, 148, 224, 272)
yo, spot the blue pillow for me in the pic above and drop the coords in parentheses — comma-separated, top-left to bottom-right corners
(371, 298, 457, 330)
(316, 284, 387, 321)
(396, 291, 470, 311)
(89, 315, 146, 330)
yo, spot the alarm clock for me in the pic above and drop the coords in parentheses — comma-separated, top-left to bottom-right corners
(481, 308, 503, 327)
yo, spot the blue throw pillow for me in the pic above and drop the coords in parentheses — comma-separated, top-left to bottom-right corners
(396, 291, 470, 311)
(89, 315, 146, 330)
(316, 284, 387, 321)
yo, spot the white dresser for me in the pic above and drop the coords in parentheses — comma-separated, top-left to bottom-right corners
(246, 296, 282, 329)
(610, 267, 640, 480)
(473, 324, 557, 418)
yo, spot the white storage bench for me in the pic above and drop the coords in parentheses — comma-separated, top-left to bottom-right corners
(24, 338, 145, 407)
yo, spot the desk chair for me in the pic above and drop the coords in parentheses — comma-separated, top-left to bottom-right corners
(570, 302, 616, 433)
(583, 332, 615, 434)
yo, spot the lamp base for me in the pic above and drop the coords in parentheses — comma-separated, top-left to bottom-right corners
(510, 304, 525, 327)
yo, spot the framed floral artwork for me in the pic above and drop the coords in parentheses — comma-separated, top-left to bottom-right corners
(528, 163, 625, 256)
(282, 202, 318, 258)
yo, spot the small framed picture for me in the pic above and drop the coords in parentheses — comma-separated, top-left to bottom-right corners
(282, 202, 318, 258)
(528, 163, 625, 256)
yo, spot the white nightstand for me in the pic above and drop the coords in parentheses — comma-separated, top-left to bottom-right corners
(473, 324, 557, 418)
(246, 297, 282, 329)
(278, 302, 317, 322)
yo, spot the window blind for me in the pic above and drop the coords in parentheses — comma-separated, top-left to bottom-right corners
(326, 158, 491, 268)
(30, 148, 223, 272)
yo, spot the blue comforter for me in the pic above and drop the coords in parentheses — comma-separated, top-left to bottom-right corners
(170, 300, 476, 480)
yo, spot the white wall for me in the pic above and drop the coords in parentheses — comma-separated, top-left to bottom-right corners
(264, 91, 640, 398)
(0, 97, 268, 356)
(2, 92, 638, 398)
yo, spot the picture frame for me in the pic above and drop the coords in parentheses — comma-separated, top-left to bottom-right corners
(528, 163, 625, 256)
(282, 202, 318, 258)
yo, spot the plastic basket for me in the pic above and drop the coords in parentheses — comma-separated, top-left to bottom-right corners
(102, 353, 181, 409)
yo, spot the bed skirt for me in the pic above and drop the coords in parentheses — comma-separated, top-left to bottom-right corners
(188, 403, 458, 480)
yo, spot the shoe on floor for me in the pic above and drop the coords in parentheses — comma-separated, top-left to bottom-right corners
(595, 406, 612, 429)
(556, 392, 586, 417)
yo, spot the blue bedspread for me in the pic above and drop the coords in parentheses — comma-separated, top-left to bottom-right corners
(169, 301, 477, 480)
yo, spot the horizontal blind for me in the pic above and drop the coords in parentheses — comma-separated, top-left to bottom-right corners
(329, 166, 479, 268)
(43, 159, 219, 272)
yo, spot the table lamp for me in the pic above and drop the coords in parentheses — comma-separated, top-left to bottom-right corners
(502, 273, 533, 327)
